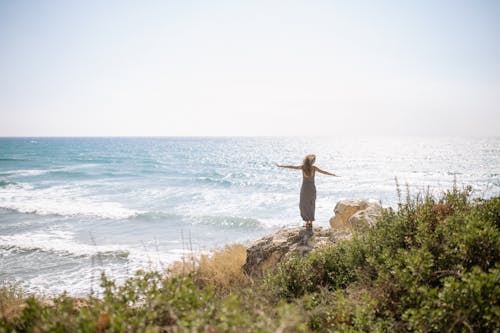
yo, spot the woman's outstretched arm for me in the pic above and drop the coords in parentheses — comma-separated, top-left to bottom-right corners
(276, 164, 302, 170)
(314, 166, 339, 176)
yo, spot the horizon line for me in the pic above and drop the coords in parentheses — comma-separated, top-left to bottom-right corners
(1, 134, 499, 139)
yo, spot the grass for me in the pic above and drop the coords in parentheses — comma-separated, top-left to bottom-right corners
(169, 243, 250, 295)
(0, 282, 25, 324)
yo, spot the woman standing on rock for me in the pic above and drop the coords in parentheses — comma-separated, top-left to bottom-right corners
(277, 154, 338, 230)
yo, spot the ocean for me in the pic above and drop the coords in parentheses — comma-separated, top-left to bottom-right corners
(1, 136, 499, 295)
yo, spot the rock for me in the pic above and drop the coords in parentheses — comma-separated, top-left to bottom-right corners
(242, 226, 340, 278)
(329, 199, 382, 230)
(329, 200, 368, 229)
(349, 202, 383, 229)
(243, 200, 383, 278)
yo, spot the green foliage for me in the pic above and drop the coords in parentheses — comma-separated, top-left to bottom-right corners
(474, 196, 500, 228)
(1, 272, 303, 332)
(299, 288, 396, 333)
(266, 185, 500, 331)
(404, 265, 500, 333)
(264, 239, 366, 299)
(98, 271, 217, 331)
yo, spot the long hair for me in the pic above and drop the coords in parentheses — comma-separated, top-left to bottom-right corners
(302, 154, 316, 177)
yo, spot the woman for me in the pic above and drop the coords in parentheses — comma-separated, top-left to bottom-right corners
(277, 154, 338, 229)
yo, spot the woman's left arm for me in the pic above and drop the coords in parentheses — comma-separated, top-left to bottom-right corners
(314, 166, 339, 176)
(276, 164, 302, 170)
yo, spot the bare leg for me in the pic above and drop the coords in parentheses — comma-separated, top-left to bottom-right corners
(306, 220, 312, 231)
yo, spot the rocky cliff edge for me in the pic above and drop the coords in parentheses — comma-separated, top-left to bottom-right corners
(243, 199, 383, 278)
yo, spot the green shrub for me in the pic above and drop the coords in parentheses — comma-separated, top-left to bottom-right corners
(4, 271, 304, 332)
(404, 265, 500, 333)
(474, 196, 500, 228)
(264, 239, 366, 300)
(265, 185, 499, 331)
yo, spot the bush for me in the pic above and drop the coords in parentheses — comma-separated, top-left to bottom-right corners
(169, 244, 250, 296)
(0, 282, 26, 325)
(299, 287, 397, 333)
(404, 265, 500, 333)
(265, 185, 500, 331)
(264, 239, 366, 300)
(4, 272, 304, 332)
(474, 196, 500, 228)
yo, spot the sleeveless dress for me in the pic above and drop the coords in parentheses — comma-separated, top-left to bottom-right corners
(300, 171, 316, 221)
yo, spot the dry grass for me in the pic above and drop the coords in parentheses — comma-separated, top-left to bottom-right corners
(0, 282, 26, 324)
(169, 244, 250, 295)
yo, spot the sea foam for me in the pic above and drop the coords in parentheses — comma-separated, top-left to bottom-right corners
(0, 229, 130, 258)
(0, 183, 140, 219)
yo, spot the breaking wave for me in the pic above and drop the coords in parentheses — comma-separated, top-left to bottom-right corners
(0, 230, 130, 259)
(0, 183, 140, 219)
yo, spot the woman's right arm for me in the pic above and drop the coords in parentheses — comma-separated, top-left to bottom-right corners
(276, 164, 302, 170)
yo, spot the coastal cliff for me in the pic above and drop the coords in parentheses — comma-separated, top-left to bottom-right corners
(2, 188, 498, 333)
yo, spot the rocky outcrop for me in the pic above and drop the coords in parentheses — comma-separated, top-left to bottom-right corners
(242, 226, 351, 278)
(329, 200, 382, 230)
(243, 200, 383, 278)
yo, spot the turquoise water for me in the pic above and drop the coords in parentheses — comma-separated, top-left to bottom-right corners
(1, 137, 499, 295)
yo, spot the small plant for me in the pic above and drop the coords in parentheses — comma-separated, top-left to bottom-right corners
(404, 265, 500, 333)
(0, 282, 26, 327)
(264, 239, 366, 300)
(169, 243, 250, 296)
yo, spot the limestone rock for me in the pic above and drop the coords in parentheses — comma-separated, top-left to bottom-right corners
(329, 200, 382, 230)
(349, 202, 383, 229)
(243, 200, 382, 278)
(329, 200, 368, 229)
(242, 226, 335, 278)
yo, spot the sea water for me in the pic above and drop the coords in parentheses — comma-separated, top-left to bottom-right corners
(0, 137, 499, 295)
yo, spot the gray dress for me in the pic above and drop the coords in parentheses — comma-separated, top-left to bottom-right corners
(300, 172, 316, 221)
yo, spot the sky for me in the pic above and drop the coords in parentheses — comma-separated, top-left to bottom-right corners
(1, 0, 499, 137)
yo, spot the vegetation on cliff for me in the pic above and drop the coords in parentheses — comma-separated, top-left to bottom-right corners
(1, 185, 499, 332)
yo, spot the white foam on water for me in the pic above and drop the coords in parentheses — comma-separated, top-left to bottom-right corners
(1, 164, 102, 179)
(258, 217, 297, 229)
(1, 242, 188, 296)
(0, 229, 130, 258)
(3, 169, 49, 177)
(0, 183, 141, 219)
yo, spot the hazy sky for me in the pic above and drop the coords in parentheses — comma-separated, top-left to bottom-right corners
(1, 0, 499, 136)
